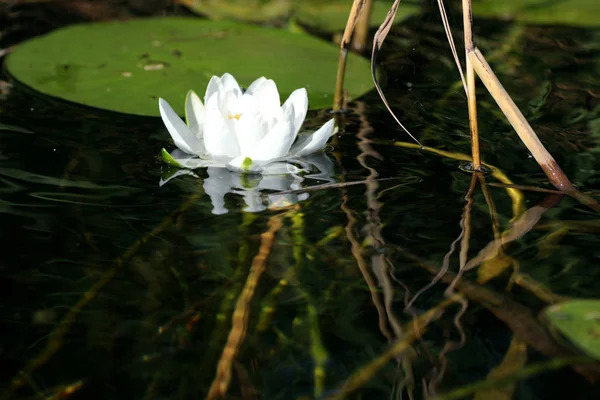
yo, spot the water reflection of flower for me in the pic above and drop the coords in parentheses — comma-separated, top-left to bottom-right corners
(160, 152, 335, 214)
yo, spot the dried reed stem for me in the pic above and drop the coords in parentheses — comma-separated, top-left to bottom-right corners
(468, 48, 575, 192)
(371, 0, 421, 145)
(351, 0, 373, 52)
(334, 0, 366, 112)
(462, 0, 481, 170)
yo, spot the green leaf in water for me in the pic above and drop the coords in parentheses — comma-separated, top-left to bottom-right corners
(178, 0, 420, 31)
(294, 0, 420, 31)
(472, 0, 600, 27)
(177, 0, 291, 23)
(5, 17, 373, 116)
(544, 300, 600, 360)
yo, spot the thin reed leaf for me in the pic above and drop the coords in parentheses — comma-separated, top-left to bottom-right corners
(371, 0, 421, 146)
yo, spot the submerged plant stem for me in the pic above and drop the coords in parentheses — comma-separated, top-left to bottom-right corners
(206, 212, 285, 400)
(2, 193, 204, 400)
(433, 356, 593, 400)
(327, 295, 459, 400)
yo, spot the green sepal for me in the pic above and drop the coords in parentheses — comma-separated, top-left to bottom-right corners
(161, 148, 184, 169)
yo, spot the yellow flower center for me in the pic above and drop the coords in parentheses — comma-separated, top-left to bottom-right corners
(228, 113, 241, 120)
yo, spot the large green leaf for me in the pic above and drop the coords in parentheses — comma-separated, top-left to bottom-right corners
(295, 0, 420, 31)
(177, 0, 291, 23)
(178, 0, 420, 31)
(544, 300, 600, 360)
(472, 0, 600, 27)
(5, 17, 372, 116)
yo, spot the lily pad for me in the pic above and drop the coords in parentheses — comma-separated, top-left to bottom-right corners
(178, 0, 420, 31)
(544, 300, 600, 360)
(295, 0, 420, 31)
(472, 0, 600, 27)
(176, 0, 291, 23)
(5, 17, 373, 116)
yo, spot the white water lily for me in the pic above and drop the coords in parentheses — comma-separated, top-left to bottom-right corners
(159, 73, 336, 173)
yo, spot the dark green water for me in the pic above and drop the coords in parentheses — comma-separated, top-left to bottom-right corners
(1, 7, 600, 400)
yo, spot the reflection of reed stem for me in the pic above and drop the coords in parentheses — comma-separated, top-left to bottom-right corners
(207, 213, 257, 362)
(327, 295, 460, 400)
(206, 213, 285, 399)
(387, 140, 526, 218)
(289, 211, 329, 397)
(396, 247, 600, 381)
(462, 0, 481, 170)
(478, 174, 501, 238)
(458, 174, 477, 274)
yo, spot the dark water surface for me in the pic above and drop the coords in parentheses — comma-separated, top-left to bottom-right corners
(1, 8, 600, 400)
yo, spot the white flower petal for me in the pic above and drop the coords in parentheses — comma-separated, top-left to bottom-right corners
(218, 90, 245, 137)
(205, 75, 221, 103)
(249, 106, 295, 161)
(185, 90, 205, 144)
(159, 169, 199, 187)
(251, 79, 282, 123)
(289, 119, 336, 157)
(246, 77, 267, 94)
(227, 156, 265, 173)
(290, 153, 336, 182)
(235, 103, 267, 156)
(282, 88, 308, 136)
(159, 98, 203, 155)
(220, 73, 242, 96)
(203, 92, 240, 158)
(261, 162, 304, 175)
(168, 149, 226, 169)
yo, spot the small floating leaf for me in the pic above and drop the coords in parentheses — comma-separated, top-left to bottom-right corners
(5, 17, 373, 116)
(544, 300, 600, 360)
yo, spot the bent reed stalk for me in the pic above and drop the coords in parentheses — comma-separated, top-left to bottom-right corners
(333, 0, 368, 112)
(467, 48, 573, 192)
